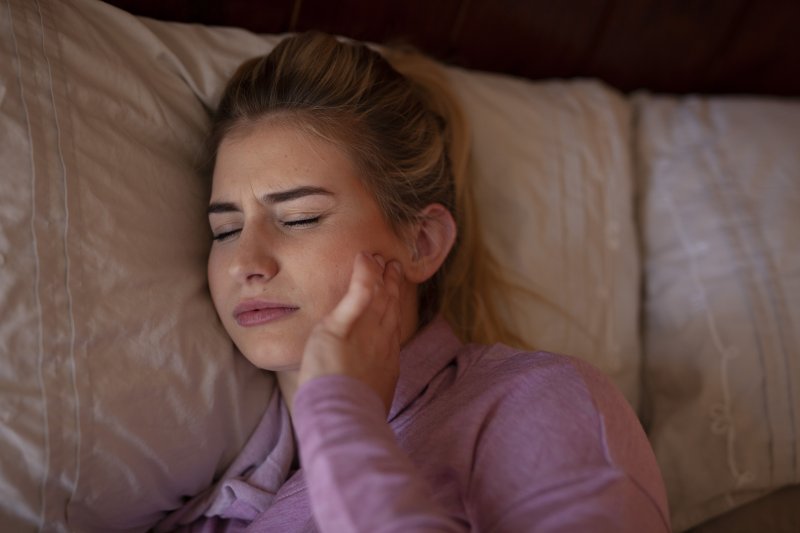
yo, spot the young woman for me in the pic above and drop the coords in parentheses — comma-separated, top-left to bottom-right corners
(163, 32, 670, 532)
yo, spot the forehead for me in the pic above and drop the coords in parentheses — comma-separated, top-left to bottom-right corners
(212, 121, 363, 195)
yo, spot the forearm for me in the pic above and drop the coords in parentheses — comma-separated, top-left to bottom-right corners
(293, 375, 462, 533)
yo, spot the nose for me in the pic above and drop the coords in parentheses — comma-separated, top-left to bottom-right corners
(228, 225, 279, 284)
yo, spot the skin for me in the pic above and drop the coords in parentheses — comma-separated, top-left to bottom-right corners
(207, 121, 455, 412)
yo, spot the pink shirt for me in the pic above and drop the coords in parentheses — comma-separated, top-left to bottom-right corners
(159, 318, 670, 532)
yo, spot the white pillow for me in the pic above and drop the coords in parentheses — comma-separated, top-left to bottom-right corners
(449, 70, 641, 407)
(140, 9, 642, 412)
(636, 93, 800, 530)
(132, 1, 645, 409)
(0, 0, 272, 531)
(0, 0, 642, 529)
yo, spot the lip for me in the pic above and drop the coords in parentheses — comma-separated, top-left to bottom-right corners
(233, 300, 299, 327)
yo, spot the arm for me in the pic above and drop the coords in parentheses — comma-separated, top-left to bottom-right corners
(293, 253, 669, 532)
(293, 357, 669, 533)
(293, 253, 462, 532)
(293, 375, 463, 532)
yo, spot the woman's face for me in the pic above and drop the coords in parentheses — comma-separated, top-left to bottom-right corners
(207, 122, 416, 371)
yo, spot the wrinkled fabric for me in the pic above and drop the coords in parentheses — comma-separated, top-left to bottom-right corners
(636, 93, 800, 529)
(155, 385, 294, 531)
(166, 318, 670, 532)
(0, 1, 273, 531)
(1, 1, 643, 528)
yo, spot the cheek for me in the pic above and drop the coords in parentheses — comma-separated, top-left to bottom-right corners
(206, 252, 226, 310)
(307, 250, 355, 313)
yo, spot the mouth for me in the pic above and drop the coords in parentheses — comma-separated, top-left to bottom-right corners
(233, 300, 299, 327)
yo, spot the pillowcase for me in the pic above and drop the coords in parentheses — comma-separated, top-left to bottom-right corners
(145, 15, 643, 409)
(0, 0, 642, 529)
(636, 93, 800, 530)
(448, 69, 641, 407)
(0, 0, 273, 530)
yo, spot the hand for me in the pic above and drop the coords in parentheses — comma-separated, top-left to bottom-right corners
(298, 252, 403, 414)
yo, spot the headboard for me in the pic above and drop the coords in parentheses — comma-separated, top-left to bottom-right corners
(104, 0, 800, 96)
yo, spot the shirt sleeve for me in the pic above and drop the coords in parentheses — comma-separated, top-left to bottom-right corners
(292, 375, 464, 533)
(292, 358, 671, 533)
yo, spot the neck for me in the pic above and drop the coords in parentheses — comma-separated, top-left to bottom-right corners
(276, 370, 301, 419)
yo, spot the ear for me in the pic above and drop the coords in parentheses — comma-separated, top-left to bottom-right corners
(404, 203, 457, 284)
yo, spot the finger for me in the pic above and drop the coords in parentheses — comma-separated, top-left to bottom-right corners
(323, 252, 377, 338)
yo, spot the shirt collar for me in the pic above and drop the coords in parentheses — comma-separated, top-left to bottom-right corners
(388, 316, 463, 421)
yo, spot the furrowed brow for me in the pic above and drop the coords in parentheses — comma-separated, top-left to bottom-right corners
(207, 201, 239, 215)
(208, 186, 333, 215)
(264, 186, 333, 204)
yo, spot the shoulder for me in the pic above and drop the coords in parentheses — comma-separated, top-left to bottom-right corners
(447, 343, 670, 529)
(440, 342, 648, 481)
(453, 342, 617, 418)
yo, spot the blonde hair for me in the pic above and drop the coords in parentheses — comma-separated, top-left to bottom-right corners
(208, 32, 522, 347)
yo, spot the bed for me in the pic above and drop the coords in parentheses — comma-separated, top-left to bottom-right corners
(1, 0, 798, 531)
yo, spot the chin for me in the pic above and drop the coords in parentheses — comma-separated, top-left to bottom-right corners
(236, 339, 304, 372)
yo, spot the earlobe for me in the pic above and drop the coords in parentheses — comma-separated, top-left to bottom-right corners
(404, 204, 457, 283)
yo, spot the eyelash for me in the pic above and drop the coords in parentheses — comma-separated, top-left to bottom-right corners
(283, 216, 321, 228)
(212, 229, 240, 242)
(212, 216, 322, 242)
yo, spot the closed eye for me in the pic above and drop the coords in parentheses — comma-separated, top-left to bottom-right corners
(283, 216, 321, 228)
(212, 229, 240, 242)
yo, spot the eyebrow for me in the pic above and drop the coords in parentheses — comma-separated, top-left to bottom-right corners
(207, 186, 334, 215)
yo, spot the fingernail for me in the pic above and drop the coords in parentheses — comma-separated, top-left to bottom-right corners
(373, 254, 386, 268)
(392, 261, 402, 274)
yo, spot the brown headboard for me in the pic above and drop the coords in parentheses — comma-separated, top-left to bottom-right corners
(104, 0, 800, 96)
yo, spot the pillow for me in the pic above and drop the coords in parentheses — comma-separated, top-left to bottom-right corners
(448, 69, 641, 407)
(145, 18, 643, 409)
(149, 18, 645, 521)
(1, 0, 642, 529)
(636, 93, 800, 530)
(0, 0, 273, 530)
